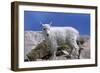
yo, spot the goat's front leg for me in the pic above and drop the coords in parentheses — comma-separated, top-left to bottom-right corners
(49, 49, 57, 60)
(53, 50, 57, 60)
(50, 42, 58, 60)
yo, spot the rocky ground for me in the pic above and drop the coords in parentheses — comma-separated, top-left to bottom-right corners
(24, 31, 90, 61)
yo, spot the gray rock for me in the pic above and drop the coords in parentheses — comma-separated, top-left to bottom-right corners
(24, 31, 44, 59)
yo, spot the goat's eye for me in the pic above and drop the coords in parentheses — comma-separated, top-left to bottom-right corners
(43, 28, 46, 30)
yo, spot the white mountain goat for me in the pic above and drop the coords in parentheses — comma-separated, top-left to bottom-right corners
(42, 24, 80, 60)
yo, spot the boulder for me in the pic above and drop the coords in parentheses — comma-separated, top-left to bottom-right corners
(26, 40, 51, 61)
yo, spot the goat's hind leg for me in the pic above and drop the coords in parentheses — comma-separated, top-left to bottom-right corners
(71, 40, 80, 59)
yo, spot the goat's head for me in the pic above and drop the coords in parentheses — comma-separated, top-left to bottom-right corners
(42, 24, 51, 37)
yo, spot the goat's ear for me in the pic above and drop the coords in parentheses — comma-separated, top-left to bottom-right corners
(40, 21, 44, 26)
(42, 24, 44, 26)
(49, 21, 52, 26)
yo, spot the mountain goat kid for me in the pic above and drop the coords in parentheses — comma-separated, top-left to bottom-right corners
(42, 24, 80, 60)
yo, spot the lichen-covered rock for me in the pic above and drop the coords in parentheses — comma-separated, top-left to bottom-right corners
(56, 45, 71, 56)
(27, 40, 51, 61)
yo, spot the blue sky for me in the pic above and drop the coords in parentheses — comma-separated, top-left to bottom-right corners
(24, 11, 90, 35)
